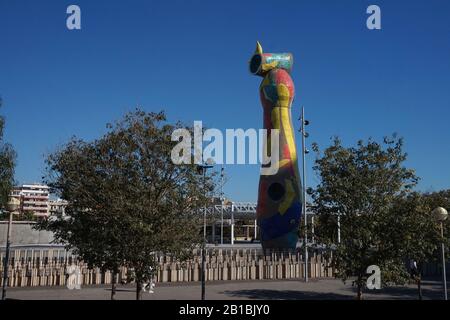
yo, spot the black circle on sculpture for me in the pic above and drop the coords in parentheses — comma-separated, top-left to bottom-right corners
(249, 54, 262, 74)
(267, 182, 285, 201)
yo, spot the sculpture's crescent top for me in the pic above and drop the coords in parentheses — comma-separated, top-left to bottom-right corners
(249, 41, 293, 76)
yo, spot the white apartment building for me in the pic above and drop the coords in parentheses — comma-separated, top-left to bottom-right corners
(11, 184, 50, 216)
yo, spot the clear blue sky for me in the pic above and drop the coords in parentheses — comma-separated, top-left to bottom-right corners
(1, 0, 449, 201)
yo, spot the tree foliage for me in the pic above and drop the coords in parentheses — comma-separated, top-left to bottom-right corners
(310, 135, 420, 299)
(0, 97, 16, 209)
(387, 190, 450, 299)
(37, 109, 208, 299)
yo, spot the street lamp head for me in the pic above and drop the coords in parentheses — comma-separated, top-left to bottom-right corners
(6, 197, 20, 213)
(432, 207, 448, 222)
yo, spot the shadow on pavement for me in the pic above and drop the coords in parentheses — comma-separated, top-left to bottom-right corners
(221, 289, 353, 300)
(345, 279, 444, 300)
(365, 286, 442, 300)
(223, 278, 445, 300)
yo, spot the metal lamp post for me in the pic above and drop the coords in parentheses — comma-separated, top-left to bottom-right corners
(337, 213, 341, 244)
(2, 197, 20, 300)
(433, 206, 448, 300)
(197, 161, 214, 301)
(299, 106, 310, 282)
(220, 166, 224, 245)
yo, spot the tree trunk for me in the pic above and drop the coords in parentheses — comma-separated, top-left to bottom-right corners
(357, 285, 363, 300)
(417, 276, 422, 300)
(356, 278, 363, 300)
(136, 281, 143, 300)
(111, 273, 117, 300)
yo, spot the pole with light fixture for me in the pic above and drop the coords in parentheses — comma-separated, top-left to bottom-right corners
(2, 197, 21, 300)
(299, 106, 310, 282)
(197, 160, 214, 301)
(433, 206, 448, 300)
(220, 166, 224, 245)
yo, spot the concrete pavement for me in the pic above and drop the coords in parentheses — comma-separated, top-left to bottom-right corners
(5, 278, 446, 300)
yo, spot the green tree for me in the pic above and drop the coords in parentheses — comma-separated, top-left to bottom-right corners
(0, 97, 16, 211)
(37, 109, 207, 300)
(310, 135, 418, 299)
(17, 211, 36, 221)
(388, 191, 450, 299)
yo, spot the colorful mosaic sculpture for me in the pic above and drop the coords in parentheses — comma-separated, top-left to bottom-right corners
(250, 41, 302, 251)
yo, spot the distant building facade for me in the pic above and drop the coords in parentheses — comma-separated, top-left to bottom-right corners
(12, 184, 50, 216)
(48, 198, 68, 216)
(11, 184, 68, 217)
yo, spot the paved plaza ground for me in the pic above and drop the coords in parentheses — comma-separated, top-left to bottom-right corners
(5, 278, 447, 300)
